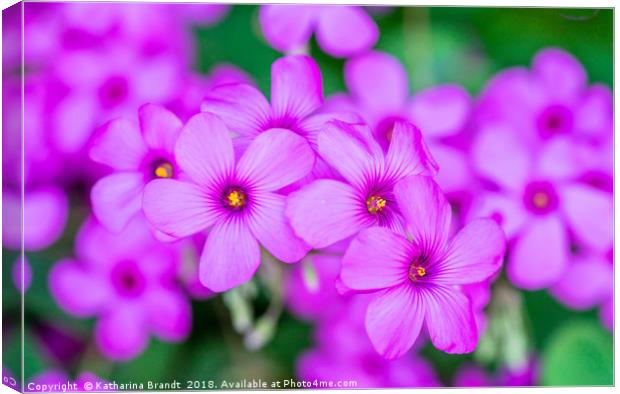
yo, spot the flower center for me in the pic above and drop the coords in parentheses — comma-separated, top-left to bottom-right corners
(153, 161, 174, 179)
(408, 264, 427, 282)
(224, 188, 247, 210)
(536, 104, 573, 139)
(523, 181, 558, 215)
(98, 75, 129, 109)
(531, 191, 549, 209)
(366, 195, 387, 214)
(110, 260, 146, 298)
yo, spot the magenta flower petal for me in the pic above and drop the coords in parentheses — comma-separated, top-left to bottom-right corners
(286, 179, 371, 248)
(52, 93, 98, 154)
(95, 306, 148, 361)
(318, 121, 382, 188)
(408, 85, 472, 138)
(344, 51, 407, 114)
(259, 5, 315, 53)
(199, 218, 260, 292)
(434, 219, 505, 285)
(175, 112, 234, 187)
(138, 104, 182, 153)
(145, 289, 191, 341)
(532, 48, 586, 102)
(142, 179, 222, 238)
(236, 128, 314, 192)
(91, 173, 144, 233)
(559, 184, 613, 251)
(385, 121, 438, 180)
(471, 124, 531, 191)
(551, 254, 612, 309)
(431, 144, 472, 193)
(315, 6, 378, 58)
(89, 118, 147, 170)
(365, 284, 424, 360)
(509, 216, 568, 290)
(248, 193, 310, 263)
(534, 137, 581, 180)
(23, 187, 68, 250)
(574, 84, 612, 140)
(341, 227, 412, 291)
(271, 55, 323, 121)
(201, 83, 270, 137)
(394, 175, 451, 256)
(49, 259, 107, 317)
(422, 285, 477, 354)
(469, 193, 527, 239)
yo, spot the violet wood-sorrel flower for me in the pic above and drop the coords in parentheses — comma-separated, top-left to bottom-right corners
(142, 112, 314, 292)
(286, 119, 437, 248)
(340, 175, 505, 359)
(89, 104, 183, 233)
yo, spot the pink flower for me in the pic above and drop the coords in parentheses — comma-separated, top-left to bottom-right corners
(49, 216, 191, 361)
(340, 175, 505, 359)
(286, 119, 437, 249)
(89, 104, 183, 233)
(142, 112, 314, 292)
(259, 5, 378, 58)
(470, 127, 613, 290)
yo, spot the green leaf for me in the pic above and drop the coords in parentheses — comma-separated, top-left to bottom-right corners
(542, 319, 612, 386)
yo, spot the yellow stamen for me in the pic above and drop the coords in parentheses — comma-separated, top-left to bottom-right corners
(154, 162, 173, 178)
(532, 192, 549, 209)
(366, 196, 387, 214)
(408, 264, 427, 282)
(226, 190, 246, 208)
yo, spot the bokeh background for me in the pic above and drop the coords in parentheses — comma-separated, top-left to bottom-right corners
(2, 3, 613, 389)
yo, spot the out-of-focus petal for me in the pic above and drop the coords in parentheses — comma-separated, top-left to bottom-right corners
(551, 254, 612, 309)
(408, 85, 471, 137)
(91, 173, 144, 233)
(23, 187, 69, 250)
(199, 217, 260, 292)
(143, 179, 223, 238)
(422, 285, 477, 354)
(89, 118, 147, 170)
(574, 84, 613, 141)
(532, 48, 586, 102)
(286, 179, 372, 248)
(236, 128, 314, 192)
(366, 284, 424, 359)
(258, 5, 315, 53)
(271, 55, 323, 121)
(95, 306, 148, 361)
(341, 227, 411, 291)
(508, 216, 568, 290)
(145, 289, 191, 341)
(248, 193, 310, 263)
(468, 193, 527, 239)
(49, 259, 108, 317)
(315, 6, 378, 58)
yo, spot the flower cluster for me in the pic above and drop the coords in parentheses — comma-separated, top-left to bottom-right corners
(7, 3, 612, 389)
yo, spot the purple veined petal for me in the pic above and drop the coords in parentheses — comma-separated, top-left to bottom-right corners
(384, 121, 438, 181)
(258, 5, 316, 53)
(89, 117, 147, 170)
(49, 259, 108, 317)
(236, 128, 315, 192)
(52, 93, 98, 154)
(199, 216, 260, 292)
(175, 112, 234, 187)
(408, 84, 472, 138)
(508, 216, 568, 290)
(247, 192, 310, 263)
(201, 83, 271, 137)
(559, 183, 613, 251)
(421, 284, 477, 354)
(318, 120, 383, 188)
(145, 289, 192, 341)
(365, 283, 424, 360)
(271, 55, 323, 121)
(344, 50, 407, 114)
(433, 219, 505, 285)
(23, 186, 69, 251)
(297, 110, 364, 150)
(550, 254, 612, 310)
(393, 175, 452, 257)
(142, 179, 223, 238)
(91, 172, 144, 233)
(468, 193, 527, 239)
(574, 84, 613, 141)
(471, 123, 532, 192)
(286, 179, 372, 248)
(341, 227, 412, 291)
(430, 143, 472, 194)
(315, 6, 378, 58)
(532, 48, 586, 102)
(95, 305, 149, 361)
(138, 103, 183, 153)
